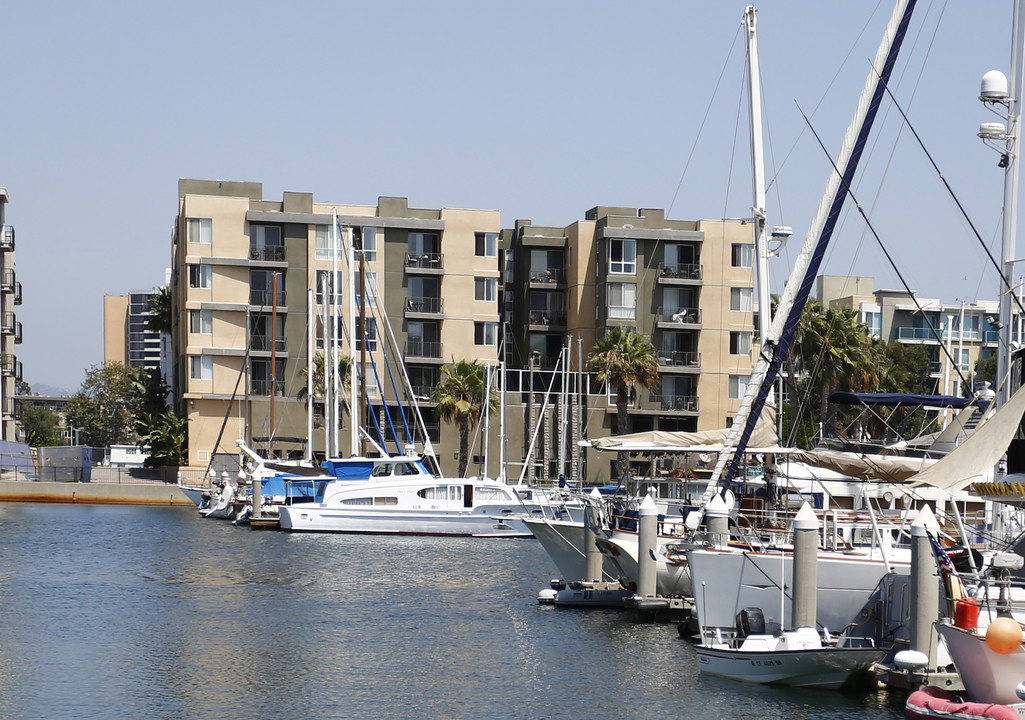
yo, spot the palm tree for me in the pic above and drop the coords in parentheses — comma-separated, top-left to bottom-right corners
(587, 327, 660, 479)
(433, 359, 495, 477)
(147, 286, 173, 334)
(297, 352, 351, 408)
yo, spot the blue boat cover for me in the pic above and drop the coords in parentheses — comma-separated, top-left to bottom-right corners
(320, 459, 375, 480)
(827, 392, 973, 409)
(260, 476, 318, 500)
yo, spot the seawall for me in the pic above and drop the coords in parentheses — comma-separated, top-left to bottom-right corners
(0, 481, 195, 506)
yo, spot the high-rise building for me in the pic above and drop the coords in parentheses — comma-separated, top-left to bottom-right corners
(0, 187, 23, 442)
(103, 289, 169, 377)
(171, 181, 757, 483)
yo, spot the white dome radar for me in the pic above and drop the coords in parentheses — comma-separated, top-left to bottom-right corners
(981, 70, 1009, 102)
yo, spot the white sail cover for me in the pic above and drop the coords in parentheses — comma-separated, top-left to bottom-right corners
(591, 403, 778, 453)
(908, 384, 1025, 492)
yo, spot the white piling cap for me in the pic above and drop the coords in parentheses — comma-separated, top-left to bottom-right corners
(589, 487, 602, 499)
(793, 502, 818, 531)
(705, 492, 729, 518)
(911, 504, 939, 536)
(638, 494, 658, 516)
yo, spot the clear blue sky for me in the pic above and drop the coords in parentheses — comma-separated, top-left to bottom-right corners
(1, 0, 1016, 392)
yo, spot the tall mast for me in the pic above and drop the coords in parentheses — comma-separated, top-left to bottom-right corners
(996, 0, 1025, 408)
(745, 5, 772, 346)
(346, 223, 358, 456)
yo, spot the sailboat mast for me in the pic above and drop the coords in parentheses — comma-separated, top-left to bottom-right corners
(746, 5, 772, 347)
(691, 0, 918, 517)
(997, 0, 1025, 408)
(305, 288, 314, 464)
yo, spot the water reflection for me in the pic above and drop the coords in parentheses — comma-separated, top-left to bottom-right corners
(0, 504, 905, 720)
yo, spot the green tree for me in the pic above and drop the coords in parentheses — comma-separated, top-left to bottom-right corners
(137, 411, 188, 466)
(297, 352, 351, 407)
(65, 362, 144, 448)
(433, 359, 495, 478)
(587, 327, 660, 479)
(147, 286, 173, 334)
(21, 403, 61, 447)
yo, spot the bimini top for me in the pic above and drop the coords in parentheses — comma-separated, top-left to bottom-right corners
(827, 392, 975, 409)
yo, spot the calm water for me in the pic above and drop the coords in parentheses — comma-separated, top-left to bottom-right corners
(0, 503, 907, 720)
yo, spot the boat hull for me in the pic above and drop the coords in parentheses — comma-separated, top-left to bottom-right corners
(277, 504, 536, 537)
(695, 644, 885, 689)
(936, 622, 1025, 705)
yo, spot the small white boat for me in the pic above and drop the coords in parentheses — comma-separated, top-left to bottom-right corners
(695, 623, 885, 689)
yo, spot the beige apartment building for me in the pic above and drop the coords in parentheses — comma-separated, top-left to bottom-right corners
(0, 188, 23, 442)
(172, 181, 758, 483)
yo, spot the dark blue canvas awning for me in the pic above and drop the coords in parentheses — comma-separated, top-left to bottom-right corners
(827, 392, 974, 409)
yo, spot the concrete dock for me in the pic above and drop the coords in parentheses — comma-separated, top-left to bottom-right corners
(0, 480, 194, 506)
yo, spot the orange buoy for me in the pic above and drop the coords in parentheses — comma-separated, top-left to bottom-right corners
(985, 616, 1023, 654)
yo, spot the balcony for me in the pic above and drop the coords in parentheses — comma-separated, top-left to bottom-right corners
(528, 310, 566, 329)
(250, 289, 287, 307)
(529, 268, 565, 286)
(1, 312, 15, 335)
(250, 379, 285, 396)
(528, 352, 560, 369)
(651, 394, 699, 413)
(1, 355, 21, 381)
(0, 226, 13, 252)
(13, 282, 21, 306)
(410, 384, 437, 402)
(405, 296, 444, 317)
(657, 350, 701, 370)
(405, 340, 444, 362)
(657, 262, 702, 283)
(405, 253, 444, 272)
(250, 334, 286, 353)
(1, 270, 15, 294)
(249, 246, 287, 262)
(656, 306, 701, 327)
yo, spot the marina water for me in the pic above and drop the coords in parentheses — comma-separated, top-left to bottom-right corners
(0, 503, 906, 719)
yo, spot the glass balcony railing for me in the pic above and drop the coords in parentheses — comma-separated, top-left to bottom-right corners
(657, 350, 700, 367)
(657, 306, 701, 323)
(405, 340, 443, 359)
(658, 262, 702, 280)
(405, 296, 443, 314)
(249, 245, 286, 262)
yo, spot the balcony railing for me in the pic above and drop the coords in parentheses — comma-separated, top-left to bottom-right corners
(14, 322, 23, 344)
(1, 270, 15, 294)
(405, 296, 443, 314)
(250, 334, 286, 352)
(405, 252, 444, 270)
(658, 350, 700, 368)
(1, 355, 17, 378)
(0, 226, 14, 252)
(405, 340, 443, 359)
(250, 289, 287, 307)
(652, 394, 699, 412)
(529, 268, 565, 284)
(528, 310, 566, 327)
(658, 262, 702, 280)
(13, 282, 21, 306)
(657, 306, 701, 324)
(1, 312, 15, 335)
(249, 245, 287, 262)
(528, 352, 560, 369)
(250, 379, 286, 396)
(410, 384, 437, 401)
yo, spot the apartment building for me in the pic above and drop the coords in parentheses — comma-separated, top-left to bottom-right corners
(817, 275, 1010, 395)
(172, 181, 759, 481)
(103, 290, 168, 377)
(0, 188, 23, 441)
(172, 180, 502, 475)
(503, 207, 758, 484)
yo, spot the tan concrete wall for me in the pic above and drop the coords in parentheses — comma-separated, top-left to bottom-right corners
(103, 295, 129, 365)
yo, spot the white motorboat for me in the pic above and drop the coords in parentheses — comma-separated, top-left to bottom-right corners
(278, 454, 580, 536)
(695, 622, 885, 689)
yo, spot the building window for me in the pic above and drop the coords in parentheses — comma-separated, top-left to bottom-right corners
(608, 282, 637, 319)
(316, 270, 343, 305)
(188, 218, 212, 245)
(731, 243, 754, 268)
(189, 264, 212, 289)
(251, 359, 285, 396)
(355, 227, 378, 262)
(729, 375, 749, 399)
(356, 317, 377, 352)
(609, 238, 637, 274)
(250, 270, 285, 306)
(249, 225, 284, 261)
(730, 287, 753, 312)
(356, 271, 379, 309)
(475, 277, 497, 302)
(409, 231, 440, 256)
(475, 232, 498, 257)
(315, 224, 341, 261)
(474, 321, 498, 346)
(190, 355, 213, 380)
(189, 309, 212, 334)
(730, 331, 752, 355)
